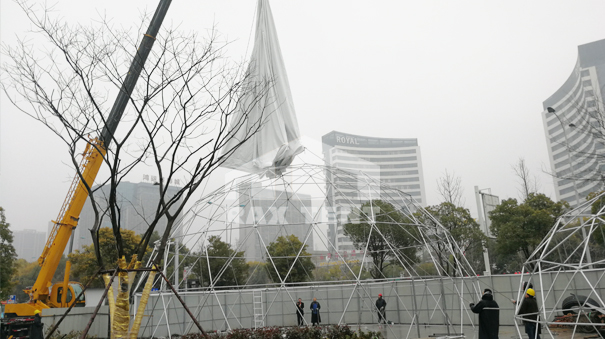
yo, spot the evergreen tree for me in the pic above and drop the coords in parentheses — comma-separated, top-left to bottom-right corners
(0, 207, 17, 300)
(193, 236, 248, 288)
(489, 193, 569, 269)
(266, 235, 315, 284)
(344, 200, 419, 279)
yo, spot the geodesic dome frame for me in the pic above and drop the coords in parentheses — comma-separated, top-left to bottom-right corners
(135, 164, 484, 338)
(516, 191, 605, 337)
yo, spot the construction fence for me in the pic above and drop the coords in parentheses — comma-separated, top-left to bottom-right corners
(133, 270, 604, 337)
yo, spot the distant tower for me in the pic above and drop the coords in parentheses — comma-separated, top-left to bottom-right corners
(322, 131, 427, 251)
(74, 181, 183, 251)
(237, 182, 313, 261)
(542, 38, 605, 208)
(13, 229, 47, 262)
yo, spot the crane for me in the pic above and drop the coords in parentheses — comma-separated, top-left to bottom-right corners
(1, 0, 172, 336)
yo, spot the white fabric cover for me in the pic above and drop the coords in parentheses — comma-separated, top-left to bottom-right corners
(220, 0, 303, 174)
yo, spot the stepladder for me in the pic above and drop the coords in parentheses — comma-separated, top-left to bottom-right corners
(253, 290, 264, 329)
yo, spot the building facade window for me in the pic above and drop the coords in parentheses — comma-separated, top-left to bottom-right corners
(323, 130, 427, 252)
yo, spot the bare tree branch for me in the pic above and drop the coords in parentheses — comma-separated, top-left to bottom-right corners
(512, 157, 540, 200)
(436, 169, 464, 206)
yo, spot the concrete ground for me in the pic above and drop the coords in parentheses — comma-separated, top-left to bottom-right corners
(349, 324, 603, 339)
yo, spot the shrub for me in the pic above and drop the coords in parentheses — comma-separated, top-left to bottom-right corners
(181, 325, 382, 339)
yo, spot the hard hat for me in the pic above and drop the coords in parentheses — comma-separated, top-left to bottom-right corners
(378, 293, 382, 297)
(526, 288, 535, 297)
(34, 310, 41, 315)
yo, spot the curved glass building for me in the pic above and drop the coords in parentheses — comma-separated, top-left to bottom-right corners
(542, 39, 605, 208)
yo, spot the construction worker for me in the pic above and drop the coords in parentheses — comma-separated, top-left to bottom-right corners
(470, 288, 500, 339)
(310, 297, 321, 326)
(296, 298, 305, 326)
(376, 293, 387, 324)
(30, 309, 44, 339)
(518, 288, 540, 339)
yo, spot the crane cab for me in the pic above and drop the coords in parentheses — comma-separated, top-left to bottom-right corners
(48, 282, 86, 308)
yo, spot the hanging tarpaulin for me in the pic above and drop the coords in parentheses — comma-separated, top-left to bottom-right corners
(220, 0, 303, 175)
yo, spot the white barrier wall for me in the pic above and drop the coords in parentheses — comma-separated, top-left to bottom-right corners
(136, 270, 605, 337)
(44, 271, 603, 338)
(41, 306, 110, 338)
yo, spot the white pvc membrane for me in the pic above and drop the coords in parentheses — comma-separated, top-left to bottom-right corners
(219, 0, 303, 174)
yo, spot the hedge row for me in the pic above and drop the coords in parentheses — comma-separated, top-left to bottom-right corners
(181, 325, 383, 339)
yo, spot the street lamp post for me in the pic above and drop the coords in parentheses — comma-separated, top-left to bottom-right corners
(547, 107, 581, 207)
(546, 107, 593, 268)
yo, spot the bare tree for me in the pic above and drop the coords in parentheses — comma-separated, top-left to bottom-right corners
(436, 169, 464, 206)
(512, 158, 540, 200)
(1, 0, 272, 311)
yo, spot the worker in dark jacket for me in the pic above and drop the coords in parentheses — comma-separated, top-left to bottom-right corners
(296, 298, 305, 326)
(376, 293, 387, 324)
(518, 288, 540, 339)
(470, 288, 499, 339)
(30, 309, 44, 339)
(310, 298, 321, 326)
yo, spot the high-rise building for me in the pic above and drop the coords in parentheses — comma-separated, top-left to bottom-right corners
(322, 131, 427, 251)
(73, 181, 183, 251)
(542, 39, 605, 207)
(13, 229, 47, 262)
(237, 182, 313, 261)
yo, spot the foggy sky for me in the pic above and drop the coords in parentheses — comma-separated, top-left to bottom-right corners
(1, 0, 605, 233)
